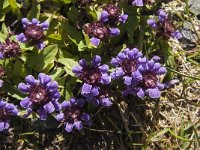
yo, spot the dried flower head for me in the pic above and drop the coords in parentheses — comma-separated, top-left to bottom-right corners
(0, 39, 21, 59)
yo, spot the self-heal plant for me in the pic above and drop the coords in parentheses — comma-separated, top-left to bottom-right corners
(83, 21, 120, 47)
(0, 100, 18, 132)
(123, 59, 167, 99)
(72, 55, 112, 106)
(16, 18, 49, 49)
(56, 98, 91, 132)
(18, 73, 61, 120)
(100, 4, 128, 24)
(0, 38, 21, 59)
(147, 9, 182, 40)
(110, 48, 144, 86)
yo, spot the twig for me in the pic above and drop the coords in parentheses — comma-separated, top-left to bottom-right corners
(117, 103, 133, 142)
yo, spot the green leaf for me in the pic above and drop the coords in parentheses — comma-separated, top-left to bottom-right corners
(119, 2, 137, 14)
(160, 41, 175, 80)
(168, 129, 193, 142)
(58, 58, 78, 76)
(148, 128, 169, 141)
(48, 34, 62, 41)
(1, 23, 8, 35)
(148, 128, 193, 142)
(125, 14, 140, 44)
(62, 21, 83, 45)
(67, 6, 78, 23)
(60, 0, 74, 4)
(0, 32, 6, 42)
(49, 67, 65, 80)
(82, 32, 95, 49)
(13, 59, 27, 77)
(42, 44, 58, 59)
(3, 84, 24, 100)
(27, 0, 41, 19)
(8, 0, 18, 9)
(2, 0, 9, 9)
(78, 40, 87, 51)
(26, 44, 58, 71)
(8, 0, 21, 17)
(64, 82, 73, 100)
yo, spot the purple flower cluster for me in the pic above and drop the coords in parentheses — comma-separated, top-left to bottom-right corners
(111, 48, 167, 99)
(56, 98, 91, 132)
(0, 100, 18, 132)
(17, 73, 92, 132)
(123, 59, 166, 98)
(100, 4, 128, 24)
(147, 9, 182, 40)
(111, 48, 144, 85)
(85, 4, 128, 47)
(16, 18, 49, 49)
(84, 21, 120, 47)
(18, 73, 61, 120)
(72, 55, 112, 106)
(0, 39, 21, 59)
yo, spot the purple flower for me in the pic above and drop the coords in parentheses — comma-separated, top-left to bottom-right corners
(109, 28, 120, 37)
(72, 55, 112, 106)
(164, 79, 179, 88)
(0, 39, 21, 59)
(16, 18, 49, 49)
(56, 98, 91, 132)
(111, 48, 144, 85)
(85, 85, 112, 107)
(152, 56, 161, 62)
(100, 4, 128, 24)
(132, 0, 144, 6)
(0, 100, 18, 132)
(18, 73, 61, 120)
(123, 60, 167, 99)
(147, 19, 157, 29)
(90, 37, 100, 47)
(171, 30, 182, 39)
(84, 21, 110, 46)
(100, 11, 109, 22)
(73, 55, 111, 86)
(147, 10, 182, 40)
(84, 21, 122, 46)
(158, 9, 167, 22)
(84, 22, 110, 40)
(119, 14, 128, 23)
